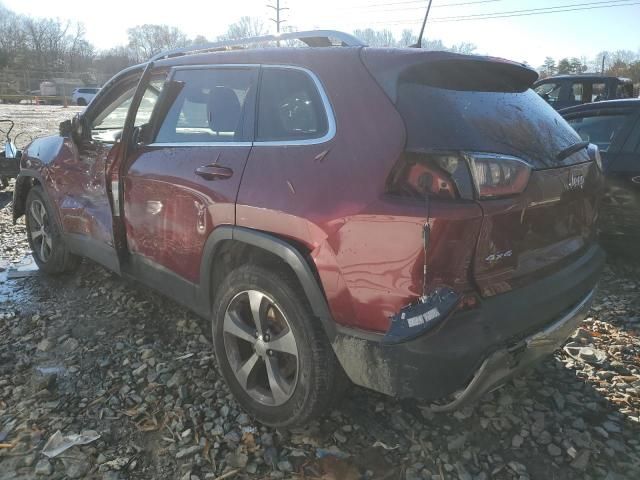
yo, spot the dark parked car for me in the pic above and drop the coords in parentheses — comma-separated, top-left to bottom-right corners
(12, 30, 605, 427)
(561, 99, 640, 254)
(534, 74, 634, 110)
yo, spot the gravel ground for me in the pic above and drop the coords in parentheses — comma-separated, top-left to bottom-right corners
(1, 105, 639, 480)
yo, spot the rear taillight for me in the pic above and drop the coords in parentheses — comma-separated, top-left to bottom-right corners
(465, 153, 531, 199)
(387, 151, 531, 200)
(387, 151, 475, 200)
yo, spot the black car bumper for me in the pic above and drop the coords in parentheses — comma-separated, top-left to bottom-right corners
(331, 244, 605, 406)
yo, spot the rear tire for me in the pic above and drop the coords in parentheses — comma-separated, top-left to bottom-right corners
(76, 98, 87, 106)
(25, 186, 80, 274)
(212, 264, 346, 427)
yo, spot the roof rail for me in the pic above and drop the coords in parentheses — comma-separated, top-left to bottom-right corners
(150, 30, 366, 62)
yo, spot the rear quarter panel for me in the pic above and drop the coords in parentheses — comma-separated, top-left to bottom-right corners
(236, 51, 426, 332)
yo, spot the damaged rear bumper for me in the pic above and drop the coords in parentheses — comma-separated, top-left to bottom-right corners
(331, 244, 604, 406)
(428, 287, 594, 411)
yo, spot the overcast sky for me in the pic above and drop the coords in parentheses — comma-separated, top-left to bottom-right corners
(6, 0, 640, 67)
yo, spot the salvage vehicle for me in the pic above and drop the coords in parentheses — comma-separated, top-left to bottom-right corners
(561, 99, 640, 255)
(12, 30, 605, 427)
(533, 74, 634, 110)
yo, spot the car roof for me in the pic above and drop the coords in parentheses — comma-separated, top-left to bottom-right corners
(152, 45, 531, 70)
(559, 98, 640, 115)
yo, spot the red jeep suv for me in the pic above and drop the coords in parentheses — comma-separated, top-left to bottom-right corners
(13, 31, 605, 427)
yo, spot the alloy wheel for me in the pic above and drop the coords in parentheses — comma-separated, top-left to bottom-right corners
(223, 290, 299, 406)
(28, 199, 52, 263)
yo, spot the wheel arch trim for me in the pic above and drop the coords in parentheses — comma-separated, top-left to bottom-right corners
(199, 225, 337, 340)
(13, 170, 47, 224)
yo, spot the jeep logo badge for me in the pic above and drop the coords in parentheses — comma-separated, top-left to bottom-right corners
(567, 172, 585, 191)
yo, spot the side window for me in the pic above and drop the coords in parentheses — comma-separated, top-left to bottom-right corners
(616, 83, 632, 99)
(91, 87, 137, 143)
(256, 68, 329, 142)
(91, 73, 166, 143)
(621, 118, 640, 154)
(135, 79, 165, 126)
(570, 82, 584, 103)
(567, 113, 631, 152)
(534, 82, 561, 106)
(591, 83, 606, 102)
(155, 68, 256, 144)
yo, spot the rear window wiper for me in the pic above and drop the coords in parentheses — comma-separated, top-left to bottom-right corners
(556, 141, 589, 161)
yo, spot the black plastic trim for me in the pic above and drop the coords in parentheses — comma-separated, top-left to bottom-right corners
(123, 253, 203, 316)
(198, 225, 337, 339)
(64, 233, 120, 274)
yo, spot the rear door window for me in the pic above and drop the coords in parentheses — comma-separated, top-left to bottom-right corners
(155, 67, 257, 143)
(256, 67, 329, 142)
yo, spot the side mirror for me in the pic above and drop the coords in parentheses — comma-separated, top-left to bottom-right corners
(61, 114, 89, 144)
(59, 119, 72, 137)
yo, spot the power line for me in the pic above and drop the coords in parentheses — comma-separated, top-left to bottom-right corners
(330, 0, 639, 26)
(431, 0, 638, 21)
(332, 0, 503, 11)
(431, 0, 640, 22)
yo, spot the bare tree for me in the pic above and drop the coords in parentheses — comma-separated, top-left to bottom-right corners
(353, 28, 397, 47)
(449, 42, 477, 55)
(127, 24, 190, 62)
(192, 35, 209, 46)
(218, 17, 267, 41)
(398, 29, 417, 47)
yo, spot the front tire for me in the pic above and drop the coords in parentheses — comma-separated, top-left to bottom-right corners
(212, 264, 345, 427)
(76, 98, 87, 106)
(25, 186, 80, 274)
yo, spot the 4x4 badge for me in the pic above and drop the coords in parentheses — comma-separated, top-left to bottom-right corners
(485, 250, 513, 263)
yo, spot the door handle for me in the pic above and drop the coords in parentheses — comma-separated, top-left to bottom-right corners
(194, 164, 233, 180)
(631, 176, 640, 185)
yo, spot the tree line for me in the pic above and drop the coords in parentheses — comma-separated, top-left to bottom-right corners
(0, 2, 638, 90)
(0, 2, 478, 92)
(539, 51, 640, 83)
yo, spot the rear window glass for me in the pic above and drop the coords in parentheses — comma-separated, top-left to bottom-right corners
(396, 81, 583, 168)
(567, 114, 631, 152)
(256, 68, 328, 142)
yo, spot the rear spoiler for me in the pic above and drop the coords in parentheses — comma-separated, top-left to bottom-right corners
(361, 49, 539, 102)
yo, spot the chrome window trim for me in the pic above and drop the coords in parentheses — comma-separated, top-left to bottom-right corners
(148, 142, 253, 148)
(150, 63, 335, 148)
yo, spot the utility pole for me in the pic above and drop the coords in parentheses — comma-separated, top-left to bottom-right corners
(601, 53, 606, 75)
(267, 0, 289, 34)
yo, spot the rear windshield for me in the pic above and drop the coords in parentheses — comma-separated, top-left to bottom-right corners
(396, 82, 585, 169)
(566, 113, 631, 152)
